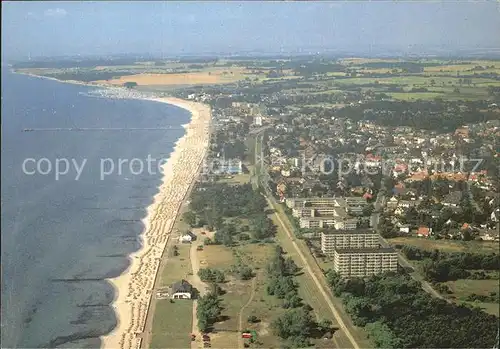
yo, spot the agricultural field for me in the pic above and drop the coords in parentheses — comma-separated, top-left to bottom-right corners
(94, 67, 255, 86)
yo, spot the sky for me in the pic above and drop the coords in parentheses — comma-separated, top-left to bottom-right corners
(2, 1, 500, 59)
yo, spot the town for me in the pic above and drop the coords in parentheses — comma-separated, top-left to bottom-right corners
(15, 56, 500, 349)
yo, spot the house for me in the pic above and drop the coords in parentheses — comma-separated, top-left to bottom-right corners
(387, 196, 399, 209)
(442, 191, 462, 207)
(169, 279, 193, 299)
(417, 226, 432, 238)
(179, 231, 196, 243)
(479, 230, 500, 241)
(399, 225, 410, 234)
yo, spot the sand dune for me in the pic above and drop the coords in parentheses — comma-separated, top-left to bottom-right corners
(100, 97, 211, 349)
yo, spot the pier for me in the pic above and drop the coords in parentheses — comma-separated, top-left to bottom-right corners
(22, 127, 183, 132)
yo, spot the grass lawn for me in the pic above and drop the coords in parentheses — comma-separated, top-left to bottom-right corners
(387, 91, 444, 101)
(150, 201, 193, 347)
(199, 243, 280, 348)
(159, 243, 192, 287)
(217, 173, 252, 185)
(445, 279, 500, 317)
(388, 237, 500, 254)
(149, 300, 193, 349)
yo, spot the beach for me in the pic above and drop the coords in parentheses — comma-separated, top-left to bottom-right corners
(99, 96, 211, 349)
(8, 69, 211, 348)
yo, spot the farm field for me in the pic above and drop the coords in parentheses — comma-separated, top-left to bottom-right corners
(94, 68, 252, 86)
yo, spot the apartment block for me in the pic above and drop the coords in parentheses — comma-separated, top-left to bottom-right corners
(334, 218, 358, 230)
(300, 217, 336, 229)
(286, 197, 338, 209)
(293, 206, 348, 218)
(333, 248, 398, 278)
(321, 230, 379, 255)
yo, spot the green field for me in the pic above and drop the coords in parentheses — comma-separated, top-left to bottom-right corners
(198, 243, 282, 348)
(445, 279, 500, 316)
(150, 300, 193, 349)
(388, 237, 500, 254)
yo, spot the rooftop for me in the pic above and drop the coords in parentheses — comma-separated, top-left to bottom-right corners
(322, 229, 376, 235)
(334, 247, 396, 254)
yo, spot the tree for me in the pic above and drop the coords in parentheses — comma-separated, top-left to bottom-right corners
(247, 315, 259, 323)
(363, 203, 375, 216)
(365, 321, 402, 348)
(271, 306, 316, 342)
(123, 81, 138, 88)
(183, 211, 197, 227)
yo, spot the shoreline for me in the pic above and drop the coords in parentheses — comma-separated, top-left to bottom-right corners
(12, 70, 211, 349)
(100, 97, 211, 349)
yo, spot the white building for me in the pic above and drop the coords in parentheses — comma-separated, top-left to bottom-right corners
(179, 231, 196, 243)
(169, 279, 193, 299)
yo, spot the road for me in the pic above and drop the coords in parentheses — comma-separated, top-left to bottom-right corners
(372, 166, 447, 302)
(253, 129, 361, 349)
(189, 239, 209, 349)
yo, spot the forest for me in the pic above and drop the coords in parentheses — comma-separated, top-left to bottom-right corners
(186, 183, 276, 245)
(326, 271, 499, 348)
(398, 245, 500, 282)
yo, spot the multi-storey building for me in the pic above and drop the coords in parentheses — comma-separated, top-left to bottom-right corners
(321, 230, 379, 255)
(293, 206, 347, 218)
(300, 217, 336, 229)
(333, 248, 398, 277)
(334, 218, 358, 230)
(286, 197, 338, 209)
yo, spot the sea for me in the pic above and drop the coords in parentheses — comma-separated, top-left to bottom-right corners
(1, 69, 190, 348)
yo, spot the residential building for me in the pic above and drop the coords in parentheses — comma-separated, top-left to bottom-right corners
(299, 217, 336, 229)
(321, 230, 380, 255)
(333, 248, 398, 278)
(286, 197, 338, 209)
(169, 279, 193, 299)
(417, 226, 432, 238)
(334, 218, 358, 230)
(179, 231, 196, 243)
(292, 206, 347, 218)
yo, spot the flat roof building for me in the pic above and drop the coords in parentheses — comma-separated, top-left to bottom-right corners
(333, 248, 398, 278)
(321, 230, 380, 255)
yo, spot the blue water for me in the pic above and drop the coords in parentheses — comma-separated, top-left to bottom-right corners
(1, 70, 190, 348)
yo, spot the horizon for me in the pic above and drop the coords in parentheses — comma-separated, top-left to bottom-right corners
(2, 1, 500, 60)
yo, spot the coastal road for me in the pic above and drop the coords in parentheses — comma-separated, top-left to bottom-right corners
(253, 129, 361, 349)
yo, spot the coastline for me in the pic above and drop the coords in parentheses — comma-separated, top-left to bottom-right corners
(12, 69, 107, 88)
(100, 96, 211, 349)
(10, 69, 211, 348)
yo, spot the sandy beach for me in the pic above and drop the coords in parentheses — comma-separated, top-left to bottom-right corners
(11, 69, 211, 348)
(99, 97, 211, 349)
